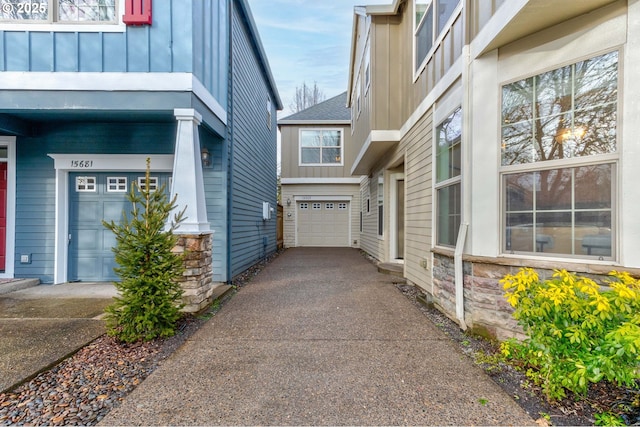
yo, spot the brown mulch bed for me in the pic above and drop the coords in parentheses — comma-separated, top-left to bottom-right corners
(395, 282, 640, 426)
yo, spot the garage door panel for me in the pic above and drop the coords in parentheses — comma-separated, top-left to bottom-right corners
(76, 256, 101, 278)
(77, 201, 101, 222)
(69, 172, 170, 282)
(76, 228, 101, 251)
(297, 201, 350, 247)
(103, 201, 126, 222)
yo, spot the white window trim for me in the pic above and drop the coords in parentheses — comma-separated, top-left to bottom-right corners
(0, 0, 126, 32)
(48, 153, 173, 284)
(434, 105, 462, 249)
(107, 176, 127, 193)
(0, 136, 16, 279)
(389, 173, 404, 260)
(413, 0, 463, 81)
(298, 128, 345, 167)
(498, 50, 620, 261)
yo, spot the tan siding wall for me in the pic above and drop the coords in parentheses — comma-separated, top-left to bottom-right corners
(368, 6, 463, 132)
(358, 175, 383, 259)
(402, 111, 433, 290)
(280, 124, 356, 179)
(281, 184, 361, 248)
(358, 109, 434, 291)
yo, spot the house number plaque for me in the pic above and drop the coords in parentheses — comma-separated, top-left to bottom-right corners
(69, 160, 94, 168)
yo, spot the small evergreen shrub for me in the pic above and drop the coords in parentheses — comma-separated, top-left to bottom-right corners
(103, 159, 186, 343)
(500, 268, 640, 401)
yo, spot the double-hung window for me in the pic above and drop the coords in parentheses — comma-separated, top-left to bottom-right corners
(435, 107, 462, 247)
(0, 0, 116, 22)
(299, 129, 343, 166)
(414, 0, 460, 72)
(501, 51, 618, 259)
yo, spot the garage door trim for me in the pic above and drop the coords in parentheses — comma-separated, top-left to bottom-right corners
(48, 154, 173, 284)
(294, 196, 352, 247)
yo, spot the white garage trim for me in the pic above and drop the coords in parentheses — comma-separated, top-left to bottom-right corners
(48, 154, 173, 284)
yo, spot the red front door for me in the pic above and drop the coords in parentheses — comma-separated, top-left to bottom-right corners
(0, 163, 7, 270)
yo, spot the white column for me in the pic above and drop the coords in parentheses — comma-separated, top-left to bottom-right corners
(171, 109, 210, 233)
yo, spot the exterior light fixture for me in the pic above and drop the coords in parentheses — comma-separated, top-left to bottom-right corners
(201, 148, 211, 167)
(286, 198, 291, 206)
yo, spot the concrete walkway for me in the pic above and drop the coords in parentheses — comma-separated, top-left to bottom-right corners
(0, 282, 117, 392)
(102, 248, 534, 426)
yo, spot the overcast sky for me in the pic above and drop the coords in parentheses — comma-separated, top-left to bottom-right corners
(246, 0, 391, 115)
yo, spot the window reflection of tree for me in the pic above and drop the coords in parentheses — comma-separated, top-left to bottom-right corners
(502, 51, 617, 166)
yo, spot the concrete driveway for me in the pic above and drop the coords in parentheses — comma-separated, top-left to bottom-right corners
(0, 282, 117, 392)
(102, 247, 534, 426)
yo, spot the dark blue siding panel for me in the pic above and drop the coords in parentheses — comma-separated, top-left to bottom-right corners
(15, 147, 56, 282)
(126, 27, 150, 72)
(54, 32, 78, 71)
(4, 32, 29, 71)
(30, 33, 53, 71)
(201, 128, 228, 282)
(229, 6, 278, 278)
(79, 33, 102, 72)
(102, 32, 126, 72)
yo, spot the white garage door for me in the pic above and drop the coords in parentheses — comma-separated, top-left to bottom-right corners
(297, 201, 350, 247)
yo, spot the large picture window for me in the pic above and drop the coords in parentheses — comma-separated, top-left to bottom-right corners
(0, 0, 116, 22)
(501, 51, 618, 259)
(414, 0, 460, 72)
(300, 129, 343, 166)
(435, 106, 462, 247)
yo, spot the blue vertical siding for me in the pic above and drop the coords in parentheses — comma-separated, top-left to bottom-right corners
(229, 4, 278, 278)
(30, 33, 53, 71)
(54, 32, 78, 71)
(79, 33, 102, 71)
(149, 0, 173, 72)
(126, 26, 150, 72)
(14, 122, 176, 283)
(0, 0, 229, 107)
(102, 32, 126, 72)
(4, 32, 28, 71)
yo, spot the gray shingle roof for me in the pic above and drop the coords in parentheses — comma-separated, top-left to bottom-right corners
(278, 92, 350, 123)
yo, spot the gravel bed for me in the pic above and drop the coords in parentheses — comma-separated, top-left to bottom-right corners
(0, 250, 282, 426)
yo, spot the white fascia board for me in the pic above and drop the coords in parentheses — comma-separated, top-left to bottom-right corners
(371, 130, 401, 142)
(365, 0, 402, 15)
(469, 0, 527, 60)
(0, 72, 227, 125)
(281, 178, 362, 185)
(278, 120, 351, 126)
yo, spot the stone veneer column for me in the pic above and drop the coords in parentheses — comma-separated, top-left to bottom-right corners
(172, 232, 215, 313)
(171, 109, 215, 312)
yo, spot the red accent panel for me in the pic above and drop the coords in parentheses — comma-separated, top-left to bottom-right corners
(123, 0, 152, 25)
(0, 163, 7, 271)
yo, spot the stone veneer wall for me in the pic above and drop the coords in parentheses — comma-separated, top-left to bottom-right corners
(172, 233, 215, 313)
(431, 251, 637, 341)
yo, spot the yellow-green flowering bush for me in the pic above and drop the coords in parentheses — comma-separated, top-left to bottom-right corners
(500, 268, 640, 401)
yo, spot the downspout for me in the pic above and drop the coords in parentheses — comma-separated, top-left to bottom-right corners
(455, 19, 473, 331)
(454, 223, 468, 330)
(226, 0, 234, 284)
